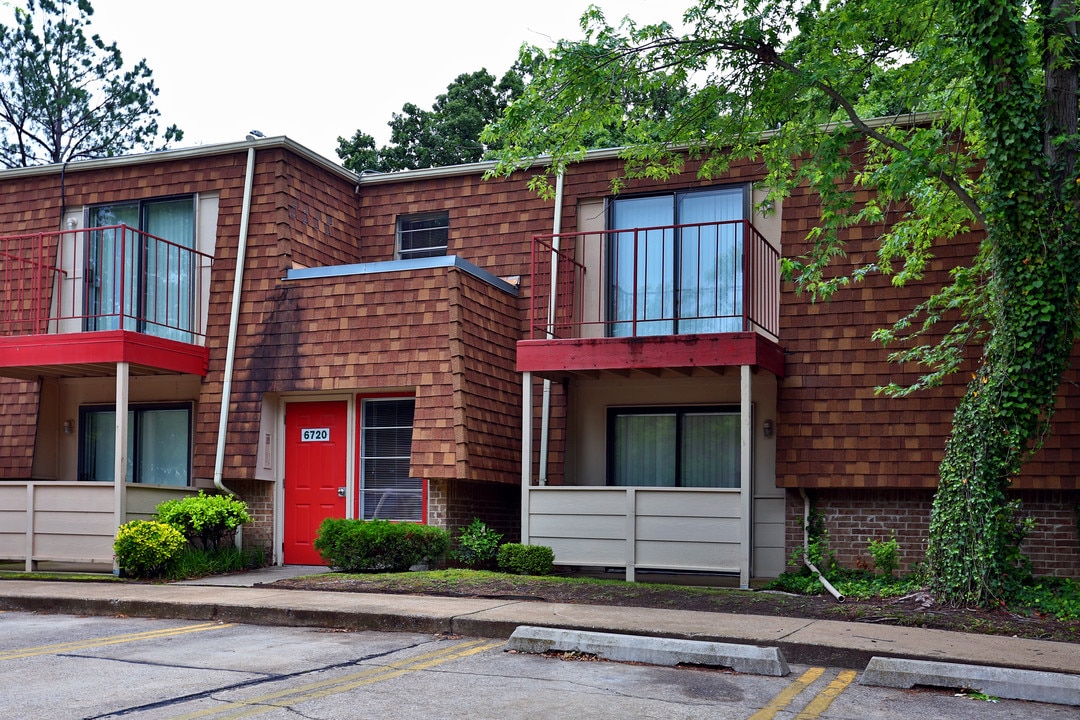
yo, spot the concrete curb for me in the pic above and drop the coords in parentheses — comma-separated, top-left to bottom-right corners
(0, 593, 459, 635)
(860, 656, 1080, 706)
(506, 625, 790, 676)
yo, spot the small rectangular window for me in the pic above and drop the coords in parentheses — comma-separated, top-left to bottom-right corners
(397, 212, 449, 260)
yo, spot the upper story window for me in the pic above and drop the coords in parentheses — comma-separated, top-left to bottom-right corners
(86, 196, 196, 342)
(609, 186, 747, 336)
(397, 212, 449, 260)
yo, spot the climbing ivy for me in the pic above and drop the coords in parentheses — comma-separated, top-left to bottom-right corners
(926, 0, 1080, 604)
(487, 0, 1080, 605)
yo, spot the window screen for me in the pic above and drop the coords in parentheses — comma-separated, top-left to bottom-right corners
(397, 213, 449, 260)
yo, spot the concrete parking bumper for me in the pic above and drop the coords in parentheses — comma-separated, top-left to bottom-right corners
(861, 656, 1080, 706)
(506, 625, 790, 676)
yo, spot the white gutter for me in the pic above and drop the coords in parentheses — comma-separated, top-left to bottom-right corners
(538, 171, 565, 486)
(212, 143, 257, 496)
(800, 488, 844, 602)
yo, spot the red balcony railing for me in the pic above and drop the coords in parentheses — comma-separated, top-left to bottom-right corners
(0, 225, 212, 343)
(527, 220, 780, 340)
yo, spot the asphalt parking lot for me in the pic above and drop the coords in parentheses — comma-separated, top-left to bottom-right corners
(1, 612, 1072, 720)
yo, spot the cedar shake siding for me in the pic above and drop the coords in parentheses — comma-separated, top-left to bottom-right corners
(448, 269, 522, 482)
(193, 263, 520, 486)
(0, 379, 38, 478)
(777, 174, 1080, 491)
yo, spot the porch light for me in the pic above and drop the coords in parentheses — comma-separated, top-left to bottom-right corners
(763, 419, 774, 438)
(63, 419, 74, 434)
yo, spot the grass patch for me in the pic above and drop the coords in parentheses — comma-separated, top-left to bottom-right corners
(766, 568, 922, 600)
(162, 545, 265, 581)
(0, 571, 123, 582)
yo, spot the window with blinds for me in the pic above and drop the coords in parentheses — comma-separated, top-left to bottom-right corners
(359, 397, 423, 521)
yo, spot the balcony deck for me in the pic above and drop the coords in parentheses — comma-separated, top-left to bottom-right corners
(0, 226, 212, 379)
(518, 219, 784, 378)
(518, 332, 785, 379)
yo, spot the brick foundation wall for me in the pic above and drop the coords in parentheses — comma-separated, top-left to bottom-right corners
(228, 478, 274, 560)
(428, 478, 520, 541)
(785, 488, 1080, 578)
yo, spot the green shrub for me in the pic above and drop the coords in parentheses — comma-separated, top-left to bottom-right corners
(867, 532, 900, 577)
(497, 543, 555, 576)
(314, 518, 450, 572)
(114, 520, 186, 579)
(452, 518, 503, 569)
(156, 491, 252, 551)
(1012, 577, 1080, 621)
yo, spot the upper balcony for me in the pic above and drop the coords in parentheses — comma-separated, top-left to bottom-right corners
(518, 219, 785, 379)
(0, 225, 213, 379)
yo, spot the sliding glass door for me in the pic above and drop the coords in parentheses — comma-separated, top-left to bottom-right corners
(609, 186, 746, 336)
(86, 197, 195, 341)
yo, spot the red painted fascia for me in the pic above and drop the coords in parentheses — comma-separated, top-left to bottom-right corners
(517, 333, 785, 377)
(0, 330, 210, 375)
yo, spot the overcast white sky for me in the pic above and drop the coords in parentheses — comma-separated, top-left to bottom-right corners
(80, 0, 689, 163)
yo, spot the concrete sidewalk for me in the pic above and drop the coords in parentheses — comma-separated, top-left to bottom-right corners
(0, 570, 1077, 678)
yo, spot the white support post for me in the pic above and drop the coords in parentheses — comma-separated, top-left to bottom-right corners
(740, 364, 752, 589)
(521, 371, 533, 545)
(24, 483, 34, 572)
(624, 488, 636, 582)
(113, 361, 130, 574)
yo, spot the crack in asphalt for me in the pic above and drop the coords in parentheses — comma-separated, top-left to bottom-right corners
(83, 638, 438, 719)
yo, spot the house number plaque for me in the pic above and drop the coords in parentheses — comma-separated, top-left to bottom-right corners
(300, 428, 330, 442)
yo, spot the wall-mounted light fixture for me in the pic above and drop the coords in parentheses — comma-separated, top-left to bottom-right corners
(63, 419, 74, 434)
(763, 419, 775, 438)
(66, 218, 77, 230)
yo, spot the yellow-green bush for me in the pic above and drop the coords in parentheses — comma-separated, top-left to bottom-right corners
(113, 520, 186, 578)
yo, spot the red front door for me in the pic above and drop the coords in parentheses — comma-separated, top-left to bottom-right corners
(284, 401, 348, 565)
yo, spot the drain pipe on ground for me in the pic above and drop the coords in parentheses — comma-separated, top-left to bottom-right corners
(799, 488, 845, 602)
(212, 142, 258, 497)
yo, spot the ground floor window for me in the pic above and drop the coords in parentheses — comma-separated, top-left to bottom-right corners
(79, 404, 191, 485)
(608, 406, 740, 488)
(359, 397, 423, 521)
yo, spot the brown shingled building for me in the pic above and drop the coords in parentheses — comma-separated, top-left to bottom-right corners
(1, 136, 1076, 582)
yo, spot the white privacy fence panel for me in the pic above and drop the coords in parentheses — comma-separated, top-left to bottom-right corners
(524, 486, 743, 581)
(0, 482, 197, 571)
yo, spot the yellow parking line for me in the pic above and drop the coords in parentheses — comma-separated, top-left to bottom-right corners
(0, 622, 234, 661)
(748, 666, 826, 720)
(793, 669, 858, 719)
(169, 639, 503, 720)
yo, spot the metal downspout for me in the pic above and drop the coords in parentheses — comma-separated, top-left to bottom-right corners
(538, 171, 564, 486)
(212, 143, 257, 497)
(799, 488, 844, 602)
